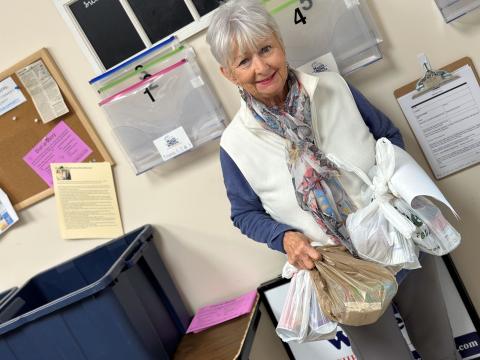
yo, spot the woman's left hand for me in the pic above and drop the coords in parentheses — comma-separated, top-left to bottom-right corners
(283, 231, 322, 270)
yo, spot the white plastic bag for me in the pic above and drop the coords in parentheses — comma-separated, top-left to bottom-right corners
(304, 277, 338, 342)
(276, 262, 337, 343)
(328, 138, 461, 266)
(345, 198, 420, 268)
(327, 139, 419, 268)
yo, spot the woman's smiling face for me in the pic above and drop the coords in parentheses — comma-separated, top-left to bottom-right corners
(222, 34, 288, 107)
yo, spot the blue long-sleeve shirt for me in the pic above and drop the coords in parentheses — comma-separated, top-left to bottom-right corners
(220, 85, 404, 253)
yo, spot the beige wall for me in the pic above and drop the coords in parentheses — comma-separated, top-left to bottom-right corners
(0, 0, 479, 316)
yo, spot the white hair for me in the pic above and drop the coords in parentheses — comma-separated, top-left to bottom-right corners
(206, 0, 283, 67)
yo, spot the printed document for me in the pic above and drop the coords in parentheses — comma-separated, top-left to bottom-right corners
(23, 121, 92, 187)
(397, 65, 480, 179)
(0, 188, 18, 235)
(51, 162, 123, 239)
(16, 60, 69, 123)
(0, 76, 26, 116)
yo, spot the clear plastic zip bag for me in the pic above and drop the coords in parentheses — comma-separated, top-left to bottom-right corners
(100, 58, 226, 174)
(394, 196, 461, 256)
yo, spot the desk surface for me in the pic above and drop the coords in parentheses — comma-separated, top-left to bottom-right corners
(174, 295, 260, 360)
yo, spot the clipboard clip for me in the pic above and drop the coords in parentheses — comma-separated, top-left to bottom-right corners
(413, 53, 459, 99)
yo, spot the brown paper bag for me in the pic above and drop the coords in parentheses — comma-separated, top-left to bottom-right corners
(310, 245, 398, 326)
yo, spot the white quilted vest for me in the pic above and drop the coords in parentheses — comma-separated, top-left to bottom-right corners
(221, 71, 376, 245)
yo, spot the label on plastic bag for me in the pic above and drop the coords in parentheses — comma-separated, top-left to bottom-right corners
(153, 126, 193, 161)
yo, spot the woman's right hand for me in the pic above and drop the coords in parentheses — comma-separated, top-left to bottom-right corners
(283, 231, 322, 270)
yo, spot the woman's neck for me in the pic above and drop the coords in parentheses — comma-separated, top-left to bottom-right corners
(255, 81, 289, 109)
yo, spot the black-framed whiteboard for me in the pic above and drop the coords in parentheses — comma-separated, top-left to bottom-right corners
(54, 0, 221, 72)
(258, 255, 480, 360)
(67, 0, 146, 70)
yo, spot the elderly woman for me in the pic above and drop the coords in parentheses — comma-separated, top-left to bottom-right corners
(207, 1, 460, 359)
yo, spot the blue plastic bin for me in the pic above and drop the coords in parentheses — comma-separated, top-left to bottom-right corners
(0, 288, 16, 308)
(0, 225, 190, 360)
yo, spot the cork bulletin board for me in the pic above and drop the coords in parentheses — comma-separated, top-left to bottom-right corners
(0, 48, 112, 210)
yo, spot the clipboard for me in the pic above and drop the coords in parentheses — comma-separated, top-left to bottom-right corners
(394, 56, 480, 180)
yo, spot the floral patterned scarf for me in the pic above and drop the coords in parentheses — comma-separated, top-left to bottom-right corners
(240, 70, 357, 254)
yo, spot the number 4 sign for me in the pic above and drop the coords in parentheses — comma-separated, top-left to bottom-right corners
(294, 0, 312, 24)
(294, 8, 307, 24)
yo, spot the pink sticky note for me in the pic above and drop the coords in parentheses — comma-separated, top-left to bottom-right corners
(186, 290, 257, 334)
(23, 121, 92, 187)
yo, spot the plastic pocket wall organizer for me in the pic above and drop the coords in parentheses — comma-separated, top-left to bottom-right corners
(0, 225, 190, 360)
(99, 57, 227, 175)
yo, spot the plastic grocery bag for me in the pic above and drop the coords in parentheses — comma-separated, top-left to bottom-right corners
(394, 196, 461, 256)
(346, 195, 420, 268)
(329, 138, 460, 263)
(310, 245, 398, 326)
(305, 280, 338, 342)
(327, 139, 420, 268)
(276, 263, 337, 342)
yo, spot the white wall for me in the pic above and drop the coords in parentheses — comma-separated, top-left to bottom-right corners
(0, 0, 479, 316)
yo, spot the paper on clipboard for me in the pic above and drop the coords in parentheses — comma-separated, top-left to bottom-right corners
(397, 64, 480, 179)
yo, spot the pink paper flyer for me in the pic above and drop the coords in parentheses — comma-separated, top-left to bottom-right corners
(186, 290, 257, 334)
(23, 121, 92, 187)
